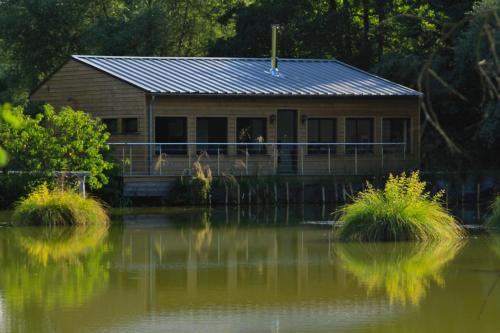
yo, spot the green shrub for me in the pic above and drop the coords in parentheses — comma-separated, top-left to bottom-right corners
(486, 196, 500, 228)
(337, 171, 465, 241)
(13, 184, 109, 226)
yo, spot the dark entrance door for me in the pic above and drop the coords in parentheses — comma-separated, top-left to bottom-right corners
(277, 109, 297, 174)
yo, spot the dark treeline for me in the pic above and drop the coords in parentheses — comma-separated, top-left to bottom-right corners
(0, 0, 498, 170)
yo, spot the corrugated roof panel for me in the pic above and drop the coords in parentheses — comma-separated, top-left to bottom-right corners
(72, 55, 421, 97)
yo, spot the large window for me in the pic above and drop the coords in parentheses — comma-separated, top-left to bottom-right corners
(383, 118, 411, 153)
(102, 118, 118, 134)
(155, 117, 187, 155)
(237, 118, 267, 154)
(346, 118, 374, 154)
(197, 117, 228, 154)
(308, 118, 336, 154)
(122, 118, 138, 134)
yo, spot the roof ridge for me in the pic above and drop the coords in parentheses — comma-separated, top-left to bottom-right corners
(72, 55, 339, 62)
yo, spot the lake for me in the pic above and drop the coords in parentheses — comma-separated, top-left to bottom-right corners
(0, 206, 499, 333)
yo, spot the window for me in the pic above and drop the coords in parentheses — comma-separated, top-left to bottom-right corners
(383, 118, 411, 153)
(237, 118, 267, 154)
(308, 118, 336, 154)
(155, 117, 187, 155)
(196, 117, 227, 154)
(102, 118, 118, 134)
(346, 118, 374, 154)
(122, 118, 138, 134)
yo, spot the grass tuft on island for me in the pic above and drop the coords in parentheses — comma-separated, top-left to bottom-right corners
(13, 184, 109, 226)
(486, 196, 500, 228)
(336, 171, 465, 242)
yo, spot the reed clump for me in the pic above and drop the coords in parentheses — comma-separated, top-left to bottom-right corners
(13, 184, 109, 226)
(337, 171, 465, 241)
(486, 196, 500, 228)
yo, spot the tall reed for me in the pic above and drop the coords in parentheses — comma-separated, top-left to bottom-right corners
(336, 171, 465, 241)
(486, 196, 500, 228)
(13, 184, 109, 226)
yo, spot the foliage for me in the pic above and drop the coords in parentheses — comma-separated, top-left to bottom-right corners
(0, 103, 113, 189)
(0, 173, 49, 209)
(0, 103, 21, 165)
(334, 240, 464, 305)
(486, 196, 500, 228)
(0, 0, 498, 169)
(13, 184, 109, 226)
(337, 171, 465, 241)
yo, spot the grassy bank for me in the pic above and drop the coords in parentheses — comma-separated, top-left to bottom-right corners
(13, 184, 109, 226)
(336, 172, 465, 241)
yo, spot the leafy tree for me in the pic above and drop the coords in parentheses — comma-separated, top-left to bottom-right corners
(0, 104, 113, 189)
(0, 103, 21, 166)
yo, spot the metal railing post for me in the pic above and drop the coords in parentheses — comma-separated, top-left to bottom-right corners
(273, 144, 277, 175)
(122, 145, 125, 176)
(159, 144, 162, 176)
(217, 146, 220, 176)
(188, 144, 192, 173)
(245, 147, 249, 176)
(300, 145, 304, 175)
(328, 146, 331, 174)
(381, 144, 384, 173)
(129, 145, 133, 176)
(354, 145, 358, 175)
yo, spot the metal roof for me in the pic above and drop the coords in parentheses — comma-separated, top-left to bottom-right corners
(72, 55, 421, 97)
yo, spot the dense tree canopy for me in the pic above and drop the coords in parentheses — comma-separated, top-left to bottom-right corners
(0, 104, 113, 189)
(0, 0, 498, 170)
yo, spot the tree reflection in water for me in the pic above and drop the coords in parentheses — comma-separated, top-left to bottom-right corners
(334, 240, 464, 305)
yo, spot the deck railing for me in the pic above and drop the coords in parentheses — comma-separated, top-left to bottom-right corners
(107, 142, 412, 177)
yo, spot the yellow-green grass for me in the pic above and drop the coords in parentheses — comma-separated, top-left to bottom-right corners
(13, 184, 109, 226)
(336, 172, 465, 241)
(486, 196, 500, 228)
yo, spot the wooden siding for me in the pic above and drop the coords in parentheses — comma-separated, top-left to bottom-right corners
(147, 96, 420, 175)
(30, 59, 147, 143)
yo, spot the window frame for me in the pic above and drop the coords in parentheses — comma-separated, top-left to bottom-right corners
(307, 117, 337, 155)
(236, 117, 268, 155)
(382, 117, 411, 154)
(345, 118, 374, 155)
(122, 118, 139, 135)
(102, 118, 119, 135)
(196, 117, 228, 154)
(155, 117, 188, 155)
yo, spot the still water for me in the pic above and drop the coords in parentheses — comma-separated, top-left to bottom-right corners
(0, 206, 499, 333)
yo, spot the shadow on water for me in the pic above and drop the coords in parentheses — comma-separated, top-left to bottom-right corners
(334, 240, 465, 306)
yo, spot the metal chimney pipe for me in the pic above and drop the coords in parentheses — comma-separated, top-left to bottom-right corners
(271, 24, 279, 70)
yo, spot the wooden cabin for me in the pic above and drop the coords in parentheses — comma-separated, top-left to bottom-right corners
(31, 55, 421, 186)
